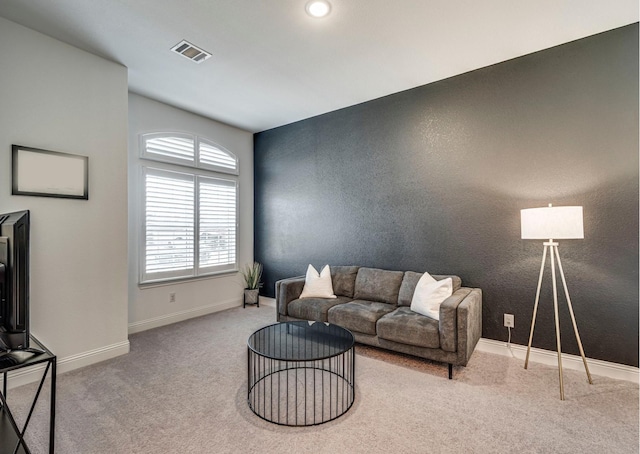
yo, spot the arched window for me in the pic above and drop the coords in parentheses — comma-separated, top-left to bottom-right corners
(139, 133, 238, 283)
(141, 132, 238, 174)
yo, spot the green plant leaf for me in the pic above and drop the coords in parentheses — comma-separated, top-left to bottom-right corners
(241, 262, 263, 289)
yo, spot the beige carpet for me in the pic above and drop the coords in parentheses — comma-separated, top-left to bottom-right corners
(7, 299, 639, 453)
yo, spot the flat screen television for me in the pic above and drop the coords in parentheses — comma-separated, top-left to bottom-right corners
(0, 210, 30, 351)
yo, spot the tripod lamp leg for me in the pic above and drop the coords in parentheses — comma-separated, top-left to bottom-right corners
(554, 246, 593, 385)
(525, 244, 548, 369)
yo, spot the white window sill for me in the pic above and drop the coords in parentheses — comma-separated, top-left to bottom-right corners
(139, 269, 239, 289)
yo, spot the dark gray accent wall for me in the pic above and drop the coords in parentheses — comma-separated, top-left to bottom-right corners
(254, 24, 639, 367)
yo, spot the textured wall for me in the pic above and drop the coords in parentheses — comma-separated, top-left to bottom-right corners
(254, 24, 639, 366)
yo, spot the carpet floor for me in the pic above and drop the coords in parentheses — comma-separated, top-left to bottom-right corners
(7, 299, 639, 453)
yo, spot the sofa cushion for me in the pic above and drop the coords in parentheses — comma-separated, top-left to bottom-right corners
(330, 266, 359, 298)
(288, 296, 352, 322)
(328, 300, 396, 335)
(353, 268, 404, 306)
(398, 271, 463, 306)
(377, 307, 440, 349)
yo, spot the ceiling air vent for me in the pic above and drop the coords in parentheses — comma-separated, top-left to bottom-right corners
(170, 40, 211, 64)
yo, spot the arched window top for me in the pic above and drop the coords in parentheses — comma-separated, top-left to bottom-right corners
(199, 138, 237, 173)
(141, 132, 238, 175)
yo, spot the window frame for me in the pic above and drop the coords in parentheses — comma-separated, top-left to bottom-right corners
(195, 173, 238, 276)
(139, 132, 239, 286)
(140, 132, 239, 175)
(198, 137, 239, 175)
(140, 166, 196, 283)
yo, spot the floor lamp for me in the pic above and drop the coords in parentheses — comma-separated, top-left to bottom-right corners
(520, 204, 592, 400)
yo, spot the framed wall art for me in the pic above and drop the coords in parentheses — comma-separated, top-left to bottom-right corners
(12, 145, 89, 200)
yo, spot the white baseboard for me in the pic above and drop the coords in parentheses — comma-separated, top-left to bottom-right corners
(128, 298, 241, 335)
(477, 338, 639, 384)
(1, 340, 130, 390)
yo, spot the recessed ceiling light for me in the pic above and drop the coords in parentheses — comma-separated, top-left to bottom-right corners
(305, 0, 331, 18)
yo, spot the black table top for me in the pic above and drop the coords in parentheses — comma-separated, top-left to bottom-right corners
(248, 321, 354, 361)
(0, 336, 55, 373)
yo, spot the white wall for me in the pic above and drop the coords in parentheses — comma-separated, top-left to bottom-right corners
(0, 18, 129, 374)
(127, 93, 253, 332)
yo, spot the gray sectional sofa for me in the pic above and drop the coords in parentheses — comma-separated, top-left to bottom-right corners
(276, 266, 482, 378)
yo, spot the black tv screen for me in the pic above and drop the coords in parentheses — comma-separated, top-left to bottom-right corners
(0, 210, 30, 351)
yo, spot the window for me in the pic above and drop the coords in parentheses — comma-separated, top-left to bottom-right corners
(140, 133, 238, 284)
(141, 133, 238, 175)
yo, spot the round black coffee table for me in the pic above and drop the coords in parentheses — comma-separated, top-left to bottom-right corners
(247, 321, 355, 426)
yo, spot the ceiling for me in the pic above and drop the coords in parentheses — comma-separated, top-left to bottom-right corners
(0, 1, 637, 133)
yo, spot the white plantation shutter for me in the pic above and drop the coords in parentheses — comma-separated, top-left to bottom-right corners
(140, 132, 239, 284)
(143, 168, 195, 281)
(142, 133, 238, 175)
(198, 177, 237, 272)
(142, 133, 195, 165)
(198, 139, 238, 174)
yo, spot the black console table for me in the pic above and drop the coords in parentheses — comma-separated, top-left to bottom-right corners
(0, 336, 56, 454)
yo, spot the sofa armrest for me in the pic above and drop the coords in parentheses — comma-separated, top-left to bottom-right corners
(275, 276, 305, 319)
(456, 288, 482, 366)
(439, 288, 472, 352)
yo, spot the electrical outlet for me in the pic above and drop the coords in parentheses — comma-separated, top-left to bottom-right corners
(169, 292, 176, 303)
(504, 313, 514, 328)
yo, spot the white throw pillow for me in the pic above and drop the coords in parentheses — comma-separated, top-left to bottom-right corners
(299, 264, 337, 299)
(410, 273, 453, 320)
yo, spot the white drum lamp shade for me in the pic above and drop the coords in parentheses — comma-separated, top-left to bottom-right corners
(521, 206, 584, 240)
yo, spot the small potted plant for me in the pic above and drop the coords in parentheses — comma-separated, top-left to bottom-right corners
(241, 262, 263, 307)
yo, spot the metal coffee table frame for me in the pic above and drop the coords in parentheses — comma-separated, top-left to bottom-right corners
(247, 321, 355, 426)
